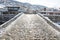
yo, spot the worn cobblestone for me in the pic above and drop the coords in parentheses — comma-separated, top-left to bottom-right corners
(0, 14, 60, 40)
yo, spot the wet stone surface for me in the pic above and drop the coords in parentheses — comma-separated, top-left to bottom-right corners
(0, 14, 60, 40)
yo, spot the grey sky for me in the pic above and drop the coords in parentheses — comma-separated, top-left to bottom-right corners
(15, 0, 60, 8)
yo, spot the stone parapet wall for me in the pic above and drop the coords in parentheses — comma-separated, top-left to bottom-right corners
(0, 12, 23, 29)
(38, 13, 60, 32)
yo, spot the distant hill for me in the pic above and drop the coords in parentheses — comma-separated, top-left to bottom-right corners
(0, 0, 47, 10)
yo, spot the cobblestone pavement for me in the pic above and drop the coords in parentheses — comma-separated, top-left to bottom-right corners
(0, 14, 60, 40)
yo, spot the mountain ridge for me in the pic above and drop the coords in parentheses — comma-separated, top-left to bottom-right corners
(0, 0, 47, 10)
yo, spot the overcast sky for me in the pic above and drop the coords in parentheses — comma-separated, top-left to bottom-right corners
(15, 0, 60, 8)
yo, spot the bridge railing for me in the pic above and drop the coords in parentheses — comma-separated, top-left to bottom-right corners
(38, 13, 60, 32)
(0, 12, 23, 29)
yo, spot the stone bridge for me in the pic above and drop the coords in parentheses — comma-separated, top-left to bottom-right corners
(0, 12, 60, 40)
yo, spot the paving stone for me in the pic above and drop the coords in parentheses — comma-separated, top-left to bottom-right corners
(0, 14, 60, 40)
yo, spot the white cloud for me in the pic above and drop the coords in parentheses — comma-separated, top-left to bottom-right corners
(15, 0, 60, 8)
